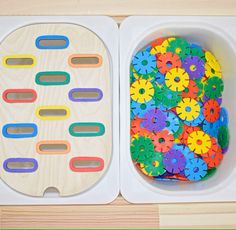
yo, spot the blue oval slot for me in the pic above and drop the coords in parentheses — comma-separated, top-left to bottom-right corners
(2, 123, 38, 138)
(35, 35, 69, 49)
(3, 158, 38, 173)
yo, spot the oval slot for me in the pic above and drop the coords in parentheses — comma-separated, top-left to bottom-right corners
(69, 54, 102, 68)
(3, 55, 36, 68)
(68, 88, 103, 102)
(3, 89, 37, 103)
(35, 71, 70, 86)
(36, 35, 69, 49)
(36, 106, 70, 120)
(2, 123, 38, 138)
(36, 140, 70, 154)
(69, 122, 105, 137)
(3, 158, 38, 173)
(69, 157, 104, 172)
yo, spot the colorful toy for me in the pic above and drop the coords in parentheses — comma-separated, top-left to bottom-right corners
(130, 36, 229, 182)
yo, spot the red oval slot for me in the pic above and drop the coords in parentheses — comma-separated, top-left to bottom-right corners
(3, 89, 37, 103)
(69, 157, 104, 172)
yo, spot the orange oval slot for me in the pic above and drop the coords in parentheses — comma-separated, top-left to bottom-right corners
(68, 54, 102, 68)
(3, 89, 37, 103)
(36, 140, 71, 154)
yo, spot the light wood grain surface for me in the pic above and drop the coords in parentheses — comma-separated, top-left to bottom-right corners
(1, 0, 236, 229)
(0, 23, 112, 197)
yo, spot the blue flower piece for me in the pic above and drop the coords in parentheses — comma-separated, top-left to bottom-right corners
(172, 144, 195, 162)
(202, 119, 220, 137)
(155, 71, 165, 84)
(165, 111, 180, 134)
(145, 45, 152, 52)
(131, 99, 155, 118)
(219, 107, 228, 126)
(132, 50, 156, 75)
(184, 158, 207, 181)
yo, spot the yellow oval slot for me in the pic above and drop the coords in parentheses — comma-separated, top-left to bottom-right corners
(3, 55, 36, 68)
(36, 106, 70, 120)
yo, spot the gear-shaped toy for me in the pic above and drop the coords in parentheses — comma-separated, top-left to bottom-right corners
(143, 152, 166, 176)
(167, 37, 191, 60)
(165, 68, 190, 92)
(130, 79, 154, 103)
(152, 130, 174, 153)
(203, 99, 220, 123)
(142, 108, 167, 132)
(204, 76, 224, 99)
(184, 158, 208, 181)
(132, 50, 157, 75)
(176, 98, 201, 121)
(163, 149, 186, 174)
(131, 136, 155, 163)
(182, 55, 205, 79)
(187, 130, 212, 155)
(157, 52, 182, 74)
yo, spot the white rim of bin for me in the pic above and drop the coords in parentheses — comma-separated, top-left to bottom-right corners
(0, 16, 119, 205)
(120, 16, 236, 203)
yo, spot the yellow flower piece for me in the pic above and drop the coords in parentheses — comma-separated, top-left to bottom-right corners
(150, 37, 175, 55)
(187, 131, 212, 155)
(205, 63, 222, 78)
(165, 68, 190, 91)
(205, 51, 221, 72)
(130, 79, 154, 103)
(176, 98, 200, 121)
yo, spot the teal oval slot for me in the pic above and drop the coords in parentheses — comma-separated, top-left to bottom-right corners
(35, 71, 70, 86)
(69, 122, 105, 137)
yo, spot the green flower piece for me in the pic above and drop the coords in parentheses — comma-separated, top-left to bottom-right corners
(204, 76, 224, 99)
(143, 152, 166, 176)
(131, 136, 155, 163)
(217, 126, 229, 149)
(130, 65, 135, 84)
(194, 78, 204, 97)
(173, 119, 184, 139)
(153, 85, 181, 109)
(190, 46, 206, 61)
(132, 65, 158, 81)
(167, 37, 191, 60)
(201, 168, 217, 181)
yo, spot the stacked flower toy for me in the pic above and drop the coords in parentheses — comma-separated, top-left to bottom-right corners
(130, 37, 229, 181)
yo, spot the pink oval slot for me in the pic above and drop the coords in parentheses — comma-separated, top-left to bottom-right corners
(69, 157, 104, 172)
(3, 89, 37, 103)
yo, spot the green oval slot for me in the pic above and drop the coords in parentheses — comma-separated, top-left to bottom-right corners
(69, 122, 105, 137)
(35, 71, 70, 86)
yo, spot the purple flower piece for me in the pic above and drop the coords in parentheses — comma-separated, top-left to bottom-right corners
(163, 149, 186, 174)
(142, 108, 167, 132)
(182, 56, 205, 79)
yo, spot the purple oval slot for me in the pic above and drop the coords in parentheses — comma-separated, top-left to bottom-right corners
(68, 88, 103, 102)
(3, 158, 38, 173)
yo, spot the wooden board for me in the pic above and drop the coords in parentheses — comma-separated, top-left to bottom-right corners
(0, 23, 112, 196)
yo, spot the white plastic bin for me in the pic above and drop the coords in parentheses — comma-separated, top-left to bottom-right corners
(120, 16, 236, 203)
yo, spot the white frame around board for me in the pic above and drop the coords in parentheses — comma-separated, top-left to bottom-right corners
(0, 16, 119, 204)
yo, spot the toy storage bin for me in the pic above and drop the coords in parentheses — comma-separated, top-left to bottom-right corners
(120, 16, 236, 203)
(0, 16, 119, 205)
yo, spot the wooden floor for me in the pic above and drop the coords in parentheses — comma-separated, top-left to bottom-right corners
(1, 0, 236, 229)
(1, 196, 236, 228)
